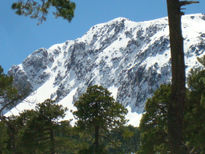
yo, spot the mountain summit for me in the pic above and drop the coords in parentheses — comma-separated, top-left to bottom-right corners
(6, 14, 205, 122)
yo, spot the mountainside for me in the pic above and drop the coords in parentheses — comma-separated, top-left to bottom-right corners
(5, 14, 205, 124)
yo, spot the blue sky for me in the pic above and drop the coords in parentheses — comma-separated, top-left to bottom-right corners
(0, 0, 204, 72)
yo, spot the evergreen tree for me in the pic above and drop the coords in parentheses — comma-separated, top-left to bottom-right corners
(138, 85, 170, 154)
(11, 0, 76, 24)
(54, 120, 90, 154)
(166, 0, 199, 153)
(18, 99, 67, 154)
(139, 56, 205, 153)
(74, 85, 128, 154)
(184, 56, 205, 153)
(107, 125, 140, 154)
(0, 114, 25, 153)
(0, 65, 21, 117)
(1, 101, 87, 154)
(0, 120, 9, 153)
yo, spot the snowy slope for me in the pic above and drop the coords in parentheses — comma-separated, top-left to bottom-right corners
(5, 14, 205, 126)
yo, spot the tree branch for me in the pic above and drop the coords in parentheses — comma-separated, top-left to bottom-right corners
(179, 1, 199, 15)
(179, 1, 199, 7)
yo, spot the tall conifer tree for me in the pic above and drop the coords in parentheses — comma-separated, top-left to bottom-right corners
(166, 0, 199, 153)
(74, 85, 127, 154)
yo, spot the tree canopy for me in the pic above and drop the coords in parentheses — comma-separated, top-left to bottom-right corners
(74, 85, 128, 153)
(19, 99, 67, 153)
(0, 99, 68, 154)
(0, 66, 20, 116)
(139, 56, 205, 153)
(12, 0, 76, 24)
(0, 86, 140, 153)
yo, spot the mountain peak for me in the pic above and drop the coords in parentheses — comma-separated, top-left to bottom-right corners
(6, 14, 205, 126)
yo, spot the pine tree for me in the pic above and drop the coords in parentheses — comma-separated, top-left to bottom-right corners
(184, 56, 205, 153)
(0, 65, 24, 152)
(19, 99, 67, 154)
(166, 0, 199, 153)
(138, 85, 170, 154)
(74, 85, 128, 154)
(0, 65, 21, 117)
(107, 125, 140, 153)
(11, 0, 76, 24)
(139, 56, 205, 153)
(0, 120, 9, 153)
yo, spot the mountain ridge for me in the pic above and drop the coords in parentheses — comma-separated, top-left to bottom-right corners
(5, 14, 205, 125)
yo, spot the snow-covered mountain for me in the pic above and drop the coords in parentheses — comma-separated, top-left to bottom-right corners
(5, 14, 205, 125)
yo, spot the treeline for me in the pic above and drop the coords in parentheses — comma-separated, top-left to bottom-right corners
(138, 56, 205, 153)
(0, 101, 139, 153)
(1, 55, 205, 153)
(0, 84, 140, 154)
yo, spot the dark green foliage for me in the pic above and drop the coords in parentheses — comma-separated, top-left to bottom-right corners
(138, 85, 170, 154)
(54, 121, 83, 154)
(139, 56, 205, 153)
(74, 85, 128, 153)
(107, 125, 140, 154)
(11, 0, 76, 24)
(1, 114, 140, 154)
(0, 99, 68, 154)
(19, 99, 67, 153)
(76, 125, 140, 154)
(0, 121, 9, 153)
(184, 56, 205, 153)
(0, 65, 20, 115)
(0, 115, 26, 153)
(0, 85, 140, 153)
(74, 85, 128, 131)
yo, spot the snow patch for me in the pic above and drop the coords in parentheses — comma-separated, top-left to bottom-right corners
(108, 85, 118, 100)
(58, 88, 78, 126)
(126, 106, 142, 127)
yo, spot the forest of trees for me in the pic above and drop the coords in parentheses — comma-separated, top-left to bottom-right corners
(139, 56, 205, 153)
(0, 0, 204, 153)
(0, 85, 140, 154)
(1, 56, 205, 153)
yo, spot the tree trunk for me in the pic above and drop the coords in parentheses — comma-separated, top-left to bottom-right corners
(7, 124, 17, 153)
(166, 0, 186, 153)
(49, 128, 55, 154)
(94, 125, 99, 154)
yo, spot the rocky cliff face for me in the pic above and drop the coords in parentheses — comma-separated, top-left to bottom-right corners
(7, 14, 205, 116)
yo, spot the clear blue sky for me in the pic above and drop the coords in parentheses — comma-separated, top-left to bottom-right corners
(1, 0, 204, 72)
